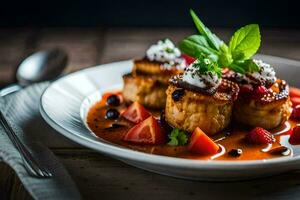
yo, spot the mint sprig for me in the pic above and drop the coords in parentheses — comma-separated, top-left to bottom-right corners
(190, 9, 224, 51)
(229, 24, 261, 60)
(179, 9, 261, 74)
(192, 55, 222, 78)
(168, 128, 188, 146)
(178, 35, 219, 61)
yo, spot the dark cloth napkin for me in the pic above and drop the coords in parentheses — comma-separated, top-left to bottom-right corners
(0, 83, 81, 200)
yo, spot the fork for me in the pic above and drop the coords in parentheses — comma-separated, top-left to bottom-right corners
(0, 110, 52, 178)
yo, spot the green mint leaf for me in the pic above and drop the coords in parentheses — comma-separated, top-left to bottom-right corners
(193, 54, 222, 78)
(229, 24, 261, 60)
(178, 35, 219, 61)
(168, 128, 188, 146)
(165, 48, 174, 53)
(218, 44, 233, 67)
(228, 63, 246, 74)
(190, 9, 224, 51)
(239, 59, 260, 73)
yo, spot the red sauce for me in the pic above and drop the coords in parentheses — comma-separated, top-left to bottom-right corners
(87, 92, 298, 161)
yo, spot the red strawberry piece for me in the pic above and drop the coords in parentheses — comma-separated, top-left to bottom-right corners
(291, 97, 300, 107)
(291, 105, 300, 120)
(289, 125, 300, 145)
(254, 85, 268, 95)
(245, 127, 276, 144)
(290, 87, 300, 98)
(240, 84, 254, 94)
(221, 68, 230, 75)
(181, 54, 195, 65)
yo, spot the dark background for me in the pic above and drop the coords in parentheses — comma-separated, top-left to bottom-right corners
(0, 0, 299, 28)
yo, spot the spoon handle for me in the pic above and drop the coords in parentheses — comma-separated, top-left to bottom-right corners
(0, 84, 22, 97)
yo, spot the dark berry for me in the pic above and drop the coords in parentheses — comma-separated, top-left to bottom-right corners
(172, 89, 185, 101)
(106, 95, 120, 107)
(228, 149, 243, 157)
(105, 108, 120, 120)
(159, 111, 173, 133)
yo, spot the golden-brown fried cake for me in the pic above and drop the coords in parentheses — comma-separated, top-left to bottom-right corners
(233, 80, 292, 129)
(123, 73, 168, 109)
(122, 39, 186, 109)
(223, 59, 292, 129)
(165, 75, 239, 135)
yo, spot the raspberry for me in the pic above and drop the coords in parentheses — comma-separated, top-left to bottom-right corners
(240, 84, 253, 94)
(289, 125, 300, 145)
(245, 127, 276, 144)
(254, 85, 268, 95)
(291, 105, 300, 120)
(181, 54, 195, 65)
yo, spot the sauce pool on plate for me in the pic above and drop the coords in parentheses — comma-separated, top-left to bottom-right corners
(86, 91, 298, 161)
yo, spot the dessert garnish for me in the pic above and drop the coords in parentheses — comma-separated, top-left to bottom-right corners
(245, 127, 275, 144)
(178, 9, 275, 79)
(290, 87, 300, 109)
(123, 116, 166, 144)
(188, 127, 219, 155)
(105, 108, 120, 120)
(289, 125, 300, 145)
(171, 89, 185, 101)
(228, 149, 243, 157)
(146, 39, 185, 70)
(168, 128, 188, 146)
(291, 105, 300, 120)
(182, 55, 221, 90)
(121, 102, 151, 124)
(106, 94, 121, 107)
(290, 87, 300, 98)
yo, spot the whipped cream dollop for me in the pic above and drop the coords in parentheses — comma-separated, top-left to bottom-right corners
(249, 59, 276, 84)
(229, 59, 276, 86)
(146, 39, 185, 70)
(182, 59, 221, 89)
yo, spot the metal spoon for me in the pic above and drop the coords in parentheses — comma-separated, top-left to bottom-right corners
(0, 48, 68, 96)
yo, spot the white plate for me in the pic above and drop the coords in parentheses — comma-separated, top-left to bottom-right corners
(40, 55, 300, 181)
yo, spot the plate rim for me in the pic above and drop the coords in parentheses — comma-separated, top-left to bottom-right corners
(39, 54, 300, 170)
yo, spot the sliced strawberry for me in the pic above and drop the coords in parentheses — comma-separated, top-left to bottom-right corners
(181, 54, 195, 65)
(122, 102, 151, 123)
(290, 87, 300, 98)
(188, 127, 219, 155)
(245, 127, 275, 144)
(291, 105, 300, 120)
(123, 116, 166, 144)
(291, 97, 300, 107)
(289, 125, 300, 145)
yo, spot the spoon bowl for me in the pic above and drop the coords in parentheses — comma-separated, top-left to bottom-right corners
(0, 48, 68, 96)
(17, 49, 68, 86)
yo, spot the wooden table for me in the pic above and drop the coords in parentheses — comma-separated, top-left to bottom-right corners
(0, 27, 300, 199)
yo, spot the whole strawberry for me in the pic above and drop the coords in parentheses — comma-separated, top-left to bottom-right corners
(245, 127, 276, 144)
(289, 125, 300, 145)
(291, 105, 300, 120)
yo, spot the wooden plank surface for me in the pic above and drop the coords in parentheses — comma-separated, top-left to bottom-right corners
(0, 27, 300, 199)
